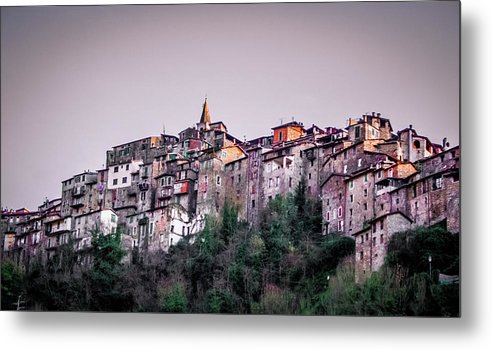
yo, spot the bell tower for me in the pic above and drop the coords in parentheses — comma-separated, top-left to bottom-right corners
(197, 98, 211, 132)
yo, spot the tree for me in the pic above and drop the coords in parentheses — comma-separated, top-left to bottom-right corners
(1, 259, 25, 310)
(87, 228, 133, 311)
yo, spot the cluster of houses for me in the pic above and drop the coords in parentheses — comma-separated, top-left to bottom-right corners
(1, 99, 460, 279)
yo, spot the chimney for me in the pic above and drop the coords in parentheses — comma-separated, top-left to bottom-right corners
(409, 124, 413, 129)
(377, 113, 381, 117)
(372, 112, 375, 117)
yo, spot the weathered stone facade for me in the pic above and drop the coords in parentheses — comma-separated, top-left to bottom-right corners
(2, 104, 459, 279)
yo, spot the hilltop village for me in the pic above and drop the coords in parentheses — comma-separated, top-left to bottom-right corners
(1, 100, 460, 280)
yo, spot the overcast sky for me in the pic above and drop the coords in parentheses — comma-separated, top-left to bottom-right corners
(1, 2, 459, 211)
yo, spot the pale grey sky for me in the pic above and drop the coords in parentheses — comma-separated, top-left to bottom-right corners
(1, 2, 459, 210)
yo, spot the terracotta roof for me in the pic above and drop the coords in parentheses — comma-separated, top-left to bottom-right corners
(271, 121, 304, 130)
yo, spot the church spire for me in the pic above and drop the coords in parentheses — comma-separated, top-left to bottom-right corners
(200, 98, 211, 125)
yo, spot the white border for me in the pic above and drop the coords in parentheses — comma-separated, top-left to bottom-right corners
(1, 0, 491, 348)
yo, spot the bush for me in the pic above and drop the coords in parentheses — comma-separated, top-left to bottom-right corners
(1, 259, 25, 310)
(159, 280, 188, 313)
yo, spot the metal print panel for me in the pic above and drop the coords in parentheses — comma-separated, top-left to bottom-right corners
(0, 1, 460, 316)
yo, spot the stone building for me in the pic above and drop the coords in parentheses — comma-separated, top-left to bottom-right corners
(224, 156, 249, 220)
(45, 215, 73, 260)
(60, 172, 99, 218)
(1, 103, 460, 281)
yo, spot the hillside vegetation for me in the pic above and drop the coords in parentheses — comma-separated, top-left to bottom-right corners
(1, 179, 459, 316)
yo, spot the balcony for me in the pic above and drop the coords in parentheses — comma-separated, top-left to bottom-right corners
(72, 186, 86, 197)
(157, 188, 173, 200)
(139, 182, 150, 191)
(127, 184, 138, 196)
(140, 170, 149, 179)
(70, 199, 84, 208)
(85, 174, 98, 185)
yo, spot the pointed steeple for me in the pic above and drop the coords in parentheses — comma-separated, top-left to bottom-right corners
(200, 98, 211, 125)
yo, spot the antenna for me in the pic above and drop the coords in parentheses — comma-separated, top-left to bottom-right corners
(162, 123, 166, 135)
(280, 118, 283, 125)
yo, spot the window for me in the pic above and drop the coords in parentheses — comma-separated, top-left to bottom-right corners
(269, 178, 273, 188)
(380, 204, 384, 211)
(289, 177, 293, 188)
(327, 211, 330, 221)
(364, 174, 368, 182)
(355, 126, 360, 139)
(349, 181, 354, 189)
(349, 208, 353, 217)
(360, 250, 363, 260)
(310, 160, 314, 167)
(338, 206, 342, 217)
(364, 189, 368, 197)
(126, 164, 129, 171)
(343, 165, 347, 174)
(358, 159, 362, 167)
(279, 131, 283, 141)
(373, 237, 376, 246)
(216, 176, 221, 186)
(113, 179, 118, 185)
(171, 225, 174, 232)
(433, 176, 443, 190)
(252, 199, 255, 208)
(326, 199, 330, 205)
(308, 173, 312, 180)
(360, 236, 364, 243)
(182, 226, 185, 234)
(364, 203, 368, 210)
(122, 177, 127, 184)
(380, 220, 384, 230)
(350, 195, 354, 203)
(412, 185, 417, 198)
(380, 234, 384, 244)
(414, 202, 418, 210)
(388, 169, 393, 177)
(111, 214, 116, 223)
(141, 192, 146, 201)
(378, 171, 382, 179)
(276, 177, 280, 187)
(338, 220, 344, 232)
(114, 167, 119, 173)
